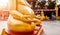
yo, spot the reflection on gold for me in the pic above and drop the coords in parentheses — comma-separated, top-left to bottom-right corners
(7, 0, 41, 33)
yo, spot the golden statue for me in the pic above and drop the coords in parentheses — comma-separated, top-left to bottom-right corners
(7, 0, 41, 33)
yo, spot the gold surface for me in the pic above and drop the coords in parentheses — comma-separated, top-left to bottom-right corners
(9, 0, 16, 10)
(55, 4, 58, 20)
(1, 26, 43, 35)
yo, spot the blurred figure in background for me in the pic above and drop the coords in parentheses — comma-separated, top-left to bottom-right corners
(44, 0, 56, 20)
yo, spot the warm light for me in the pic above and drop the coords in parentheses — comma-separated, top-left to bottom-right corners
(0, 0, 9, 9)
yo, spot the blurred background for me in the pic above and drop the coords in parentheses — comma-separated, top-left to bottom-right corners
(27, 0, 60, 20)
